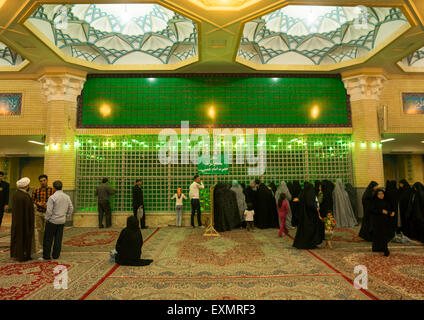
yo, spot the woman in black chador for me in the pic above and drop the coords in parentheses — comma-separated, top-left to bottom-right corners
(255, 182, 279, 229)
(293, 182, 324, 249)
(245, 181, 258, 211)
(359, 181, 379, 241)
(213, 182, 241, 232)
(115, 216, 153, 266)
(269, 182, 277, 196)
(320, 180, 335, 219)
(371, 189, 395, 256)
(345, 183, 359, 219)
(398, 179, 412, 236)
(385, 180, 399, 235)
(290, 180, 302, 227)
(409, 182, 424, 243)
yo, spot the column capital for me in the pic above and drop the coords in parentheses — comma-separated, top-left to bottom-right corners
(342, 75, 386, 102)
(38, 74, 86, 103)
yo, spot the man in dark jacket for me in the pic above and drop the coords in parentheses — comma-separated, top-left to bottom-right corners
(0, 171, 9, 227)
(95, 178, 115, 228)
(132, 179, 147, 229)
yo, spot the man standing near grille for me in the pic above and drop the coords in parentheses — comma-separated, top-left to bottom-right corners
(132, 179, 147, 229)
(95, 178, 115, 228)
(189, 175, 205, 228)
(32, 174, 53, 250)
(42, 180, 73, 260)
(0, 171, 9, 228)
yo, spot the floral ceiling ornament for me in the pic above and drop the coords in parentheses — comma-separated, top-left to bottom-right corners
(27, 3, 198, 66)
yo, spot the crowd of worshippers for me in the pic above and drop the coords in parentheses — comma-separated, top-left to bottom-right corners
(5, 173, 152, 267)
(358, 180, 424, 256)
(212, 179, 424, 256)
(213, 180, 358, 245)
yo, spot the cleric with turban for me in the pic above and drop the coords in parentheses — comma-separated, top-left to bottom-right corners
(11, 177, 35, 262)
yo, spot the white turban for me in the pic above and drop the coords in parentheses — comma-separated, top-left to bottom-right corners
(16, 177, 30, 189)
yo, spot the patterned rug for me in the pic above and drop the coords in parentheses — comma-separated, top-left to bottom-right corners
(0, 227, 157, 300)
(0, 226, 423, 300)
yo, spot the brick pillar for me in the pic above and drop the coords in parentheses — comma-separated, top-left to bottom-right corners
(343, 75, 386, 189)
(38, 74, 86, 193)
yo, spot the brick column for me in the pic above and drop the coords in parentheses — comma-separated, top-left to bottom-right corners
(343, 75, 386, 188)
(38, 74, 86, 192)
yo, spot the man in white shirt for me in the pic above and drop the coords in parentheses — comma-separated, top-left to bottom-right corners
(42, 180, 73, 260)
(189, 175, 204, 228)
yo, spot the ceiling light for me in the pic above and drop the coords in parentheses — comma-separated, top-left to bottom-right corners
(208, 106, 216, 119)
(28, 140, 45, 145)
(99, 104, 111, 117)
(421, 141, 424, 144)
(381, 138, 395, 143)
(311, 105, 320, 119)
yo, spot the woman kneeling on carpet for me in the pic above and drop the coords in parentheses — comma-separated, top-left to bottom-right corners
(115, 216, 153, 266)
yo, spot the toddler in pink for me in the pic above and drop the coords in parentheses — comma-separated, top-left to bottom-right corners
(277, 193, 289, 237)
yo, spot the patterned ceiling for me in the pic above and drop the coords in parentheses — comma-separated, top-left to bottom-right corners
(27, 3, 198, 65)
(0, 41, 26, 66)
(401, 46, 424, 67)
(238, 5, 409, 66)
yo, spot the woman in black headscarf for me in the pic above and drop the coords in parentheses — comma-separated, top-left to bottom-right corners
(269, 182, 277, 196)
(345, 183, 359, 219)
(245, 181, 258, 211)
(293, 182, 324, 249)
(321, 180, 335, 219)
(371, 189, 395, 256)
(385, 180, 399, 235)
(314, 180, 322, 198)
(255, 182, 279, 229)
(359, 181, 379, 241)
(398, 179, 412, 236)
(115, 216, 153, 266)
(290, 180, 302, 227)
(214, 182, 241, 232)
(409, 182, 424, 243)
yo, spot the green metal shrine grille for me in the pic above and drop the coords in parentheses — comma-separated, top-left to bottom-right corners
(75, 134, 353, 213)
(78, 75, 351, 128)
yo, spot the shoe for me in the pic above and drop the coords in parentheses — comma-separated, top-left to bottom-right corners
(99, 225, 104, 229)
(39, 257, 50, 261)
(200, 225, 205, 228)
(384, 250, 390, 257)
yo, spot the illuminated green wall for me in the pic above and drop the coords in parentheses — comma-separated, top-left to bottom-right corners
(75, 134, 353, 213)
(78, 75, 350, 128)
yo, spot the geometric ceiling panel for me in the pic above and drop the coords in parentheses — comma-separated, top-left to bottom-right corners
(398, 46, 424, 72)
(237, 5, 410, 68)
(26, 4, 198, 67)
(0, 41, 27, 67)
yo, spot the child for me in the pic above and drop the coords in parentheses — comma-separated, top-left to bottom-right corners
(244, 202, 255, 232)
(171, 188, 187, 227)
(277, 193, 289, 237)
(322, 211, 336, 248)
